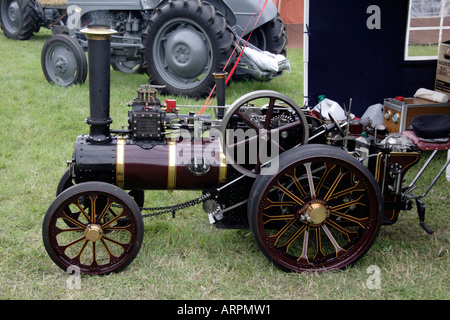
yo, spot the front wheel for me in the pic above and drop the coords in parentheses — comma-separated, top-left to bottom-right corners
(248, 144, 382, 272)
(43, 182, 144, 275)
(41, 34, 87, 86)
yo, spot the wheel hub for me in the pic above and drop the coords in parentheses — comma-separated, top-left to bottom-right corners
(84, 224, 104, 242)
(164, 25, 208, 78)
(7, 1, 20, 28)
(55, 56, 68, 73)
(297, 199, 330, 226)
(174, 44, 190, 63)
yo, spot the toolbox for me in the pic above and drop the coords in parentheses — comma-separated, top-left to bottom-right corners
(383, 97, 450, 133)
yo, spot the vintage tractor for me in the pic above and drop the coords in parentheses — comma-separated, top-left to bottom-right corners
(0, 0, 288, 98)
(42, 26, 450, 275)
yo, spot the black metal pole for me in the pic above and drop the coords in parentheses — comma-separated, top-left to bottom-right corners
(81, 25, 117, 143)
(213, 72, 227, 119)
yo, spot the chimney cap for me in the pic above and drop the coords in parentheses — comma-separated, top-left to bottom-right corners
(81, 25, 117, 40)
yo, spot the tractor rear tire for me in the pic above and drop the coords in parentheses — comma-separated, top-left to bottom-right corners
(0, 0, 39, 40)
(142, 0, 235, 98)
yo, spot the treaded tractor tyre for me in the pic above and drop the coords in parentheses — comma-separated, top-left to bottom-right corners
(142, 0, 235, 98)
(0, 0, 39, 40)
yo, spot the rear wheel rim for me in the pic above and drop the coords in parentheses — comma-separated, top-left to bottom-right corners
(252, 153, 380, 272)
(2, 1, 21, 33)
(153, 18, 213, 90)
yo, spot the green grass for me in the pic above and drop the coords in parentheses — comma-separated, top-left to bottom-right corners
(0, 29, 448, 301)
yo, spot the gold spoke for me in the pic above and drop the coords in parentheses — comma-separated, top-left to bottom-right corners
(316, 163, 335, 194)
(89, 195, 97, 224)
(100, 238, 117, 260)
(70, 239, 89, 263)
(274, 181, 305, 206)
(276, 225, 307, 253)
(297, 226, 310, 262)
(303, 162, 316, 198)
(323, 168, 349, 201)
(322, 224, 346, 257)
(285, 167, 307, 197)
(268, 218, 296, 245)
(61, 212, 85, 229)
(326, 220, 357, 242)
(102, 208, 126, 228)
(263, 198, 296, 210)
(97, 198, 112, 223)
(313, 227, 326, 260)
(75, 201, 90, 222)
(263, 213, 296, 224)
(328, 180, 365, 200)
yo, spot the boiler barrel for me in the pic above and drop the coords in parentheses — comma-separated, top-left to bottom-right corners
(73, 135, 227, 190)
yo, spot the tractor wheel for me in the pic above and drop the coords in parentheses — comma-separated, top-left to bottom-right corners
(0, 0, 38, 40)
(260, 13, 288, 56)
(43, 182, 144, 275)
(41, 34, 88, 86)
(141, 0, 235, 98)
(248, 144, 382, 272)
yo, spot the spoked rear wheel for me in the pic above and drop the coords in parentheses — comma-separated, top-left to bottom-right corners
(43, 182, 144, 275)
(248, 145, 382, 272)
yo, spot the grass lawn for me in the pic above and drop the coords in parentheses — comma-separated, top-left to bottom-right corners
(0, 29, 448, 301)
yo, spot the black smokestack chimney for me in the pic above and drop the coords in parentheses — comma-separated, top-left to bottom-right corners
(81, 25, 117, 143)
(213, 72, 227, 119)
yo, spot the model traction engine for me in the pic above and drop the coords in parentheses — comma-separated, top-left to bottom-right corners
(42, 26, 449, 275)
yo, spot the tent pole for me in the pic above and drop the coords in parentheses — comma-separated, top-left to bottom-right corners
(303, 0, 310, 107)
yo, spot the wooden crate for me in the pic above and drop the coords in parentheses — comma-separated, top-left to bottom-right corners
(383, 98, 450, 133)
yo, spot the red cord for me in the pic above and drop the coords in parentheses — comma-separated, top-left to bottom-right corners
(199, 0, 269, 114)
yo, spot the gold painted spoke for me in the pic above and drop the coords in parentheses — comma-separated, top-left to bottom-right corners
(303, 162, 316, 198)
(263, 198, 297, 210)
(326, 220, 357, 242)
(331, 210, 369, 228)
(60, 236, 86, 253)
(268, 218, 296, 245)
(263, 213, 295, 224)
(54, 226, 84, 236)
(104, 224, 133, 232)
(75, 201, 90, 222)
(313, 227, 326, 261)
(331, 194, 365, 211)
(102, 235, 129, 250)
(274, 181, 305, 206)
(285, 168, 306, 197)
(100, 238, 118, 260)
(323, 168, 349, 201)
(315, 163, 335, 194)
(97, 198, 113, 223)
(67, 239, 89, 263)
(275, 225, 307, 253)
(322, 224, 346, 257)
(61, 212, 85, 229)
(101, 208, 126, 228)
(89, 195, 97, 223)
(297, 226, 310, 262)
(328, 180, 365, 200)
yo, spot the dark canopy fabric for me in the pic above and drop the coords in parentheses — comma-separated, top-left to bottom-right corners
(306, 0, 437, 117)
